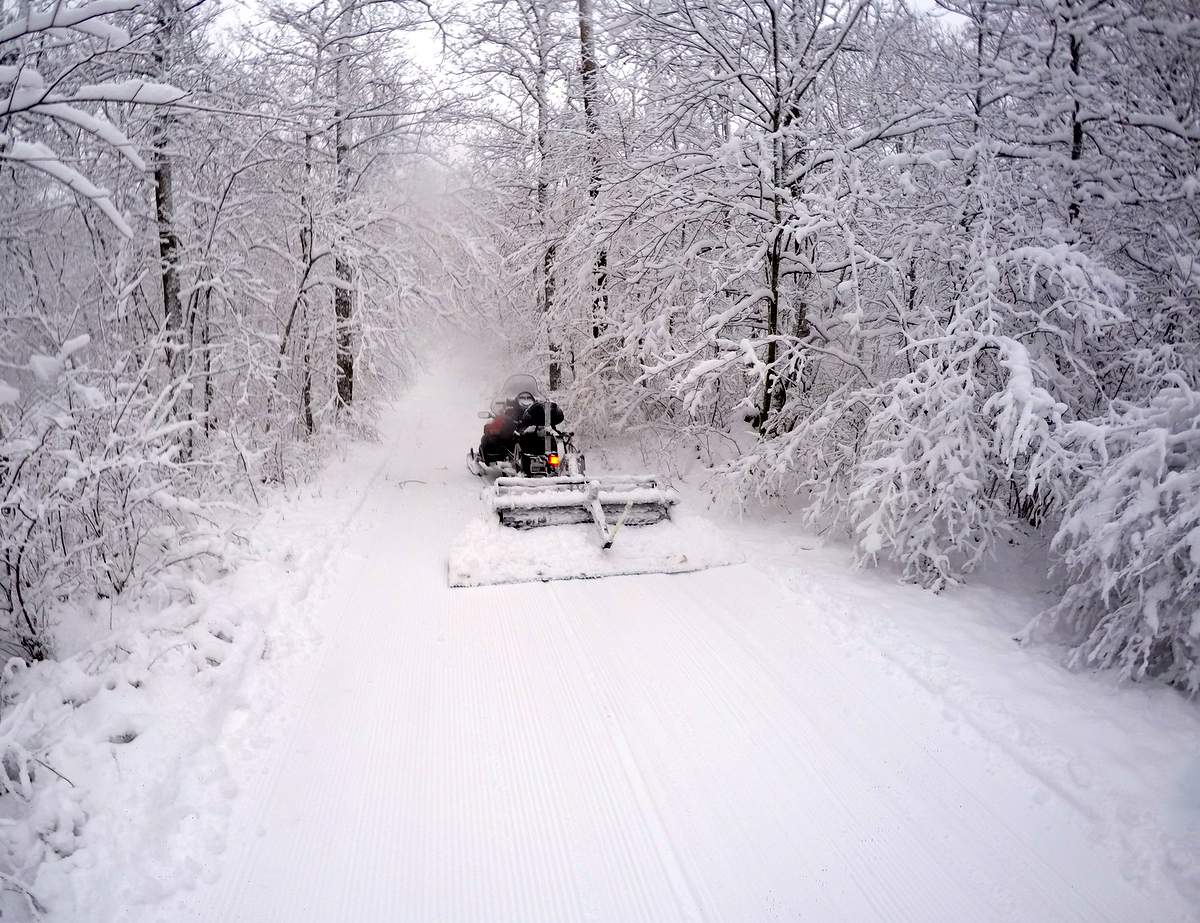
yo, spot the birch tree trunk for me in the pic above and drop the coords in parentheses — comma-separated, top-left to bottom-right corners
(333, 3, 355, 411)
(576, 0, 606, 340)
(153, 0, 183, 374)
(535, 7, 560, 390)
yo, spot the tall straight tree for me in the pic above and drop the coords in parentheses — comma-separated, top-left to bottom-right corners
(151, 0, 184, 373)
(333, 0, 356, 409)
(259, 0, 435, 414)
(576, 0, 607, 340)
(456, 0, 575, 387)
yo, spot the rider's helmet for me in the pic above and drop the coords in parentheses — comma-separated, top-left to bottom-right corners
(516, 392, 536, 411)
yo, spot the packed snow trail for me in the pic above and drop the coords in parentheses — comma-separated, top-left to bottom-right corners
(148, 361, 1188, 923)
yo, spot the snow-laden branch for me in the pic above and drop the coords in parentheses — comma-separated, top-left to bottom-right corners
(0, 3, 189, 233)
(0, 137, 133, 236)
(0, 0, 139, 46)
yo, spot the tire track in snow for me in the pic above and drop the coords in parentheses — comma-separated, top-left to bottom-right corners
(227, 395, 480, 921)
(389, 572, 438, 920)
(336, 565, 419, 923)
(422, 581, 691, 922)
(664, 578, 1010, 918)
(553, 574, 948, 921)
(780, 567, 1107, 826)
(507, 592, 685, 921)
(449, 590, 572, 921)
(669, 569, 1120, 922)
(551, 567, 1136, 922)
(639, 575, 988, 918)
(548, 583, 710, 923)
(482, 598, 592, 922)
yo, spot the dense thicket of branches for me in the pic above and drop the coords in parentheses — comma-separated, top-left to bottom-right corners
(460, 0, 1200, 691)
(0, 0, 477, 660)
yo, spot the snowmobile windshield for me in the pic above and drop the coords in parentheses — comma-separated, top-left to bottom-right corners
(496, 374, 543, 402)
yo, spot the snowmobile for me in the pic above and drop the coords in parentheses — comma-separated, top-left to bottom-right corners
(467, 374, 584, 479)
(449, 373, 740, 587)
(465, 373, 674, 547)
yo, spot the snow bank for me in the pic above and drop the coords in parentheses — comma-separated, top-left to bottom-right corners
(0, 439, 359, 921)
(0, 594, 263, 919)
(447, 508, 743, 587)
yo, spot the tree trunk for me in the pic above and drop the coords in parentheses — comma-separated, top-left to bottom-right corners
(577, 0, 607, 340)
(155, 159, 182, 366)
(962, 0, 988, 215)
(268, 130, 317, 433)
(544, 243, 560, 389)
(202, 288, 213, 434)
(758, 15, 786, 435)
(1067, 28, 1084, 227)
(153, 0, 182, 373)
(535, 22, 560, 390)
(758, 229, 782, 433)
(333, 9, 355, 411)
(302, 312, 315, 435)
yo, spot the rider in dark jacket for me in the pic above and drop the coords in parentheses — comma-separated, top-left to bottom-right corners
(479, 392, 537, 463)
(518, 400, 564, 429)
(514, 399, 564, 458)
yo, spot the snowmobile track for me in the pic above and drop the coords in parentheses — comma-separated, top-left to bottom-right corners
(549, 587, 709, 923)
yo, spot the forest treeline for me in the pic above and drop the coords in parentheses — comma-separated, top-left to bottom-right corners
(2, 0, 1198, 690)
(1, 0, 475, 661)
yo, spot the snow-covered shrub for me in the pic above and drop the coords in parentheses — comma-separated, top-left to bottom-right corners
(848, 365, 1010, 590)
(723, 215, 1088, 589)
(843, 334, 1066, 588)
(1038, 379, 1200, 692)
(0, 337, 218, 660)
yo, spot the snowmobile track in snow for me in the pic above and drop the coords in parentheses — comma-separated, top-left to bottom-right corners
(549, 588, 709, 922)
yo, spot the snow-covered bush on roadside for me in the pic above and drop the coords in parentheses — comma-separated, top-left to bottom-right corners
(718, 213, 1101, 591)
(847, 359, 1017, 590)
(1035, 379, 1200, 692)
(0, 335, 226, 661)
(840, 223, 1087, 589)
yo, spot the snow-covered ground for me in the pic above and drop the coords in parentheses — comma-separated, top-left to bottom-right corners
(40, 357, 1199, 922)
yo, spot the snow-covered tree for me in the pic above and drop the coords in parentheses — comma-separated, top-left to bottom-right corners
(1034, 379, 1200, 692)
